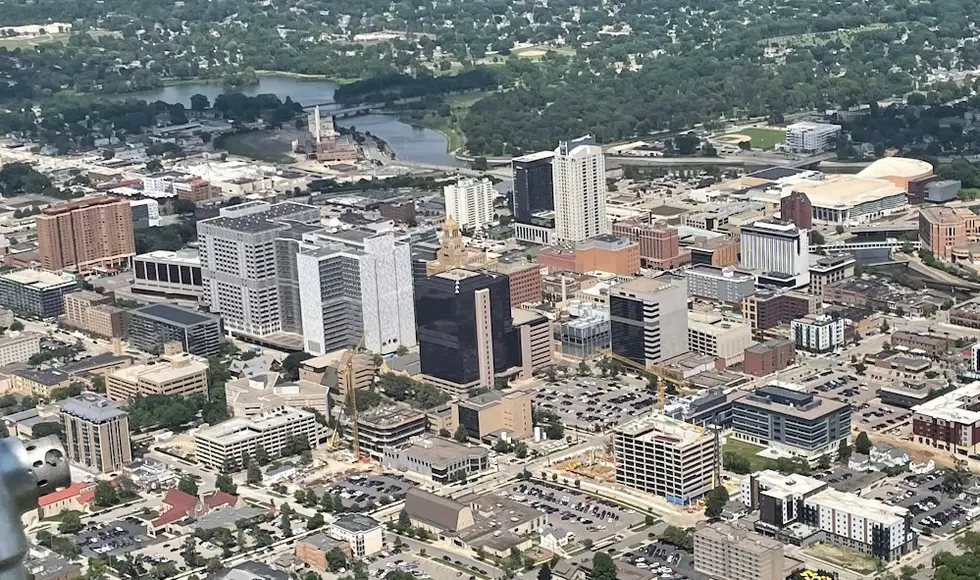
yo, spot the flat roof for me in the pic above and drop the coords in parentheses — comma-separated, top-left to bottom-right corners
(196, 406, 313, 445)
(1, 269, 76, 289)
(132, 303, 218, 327)
(397, 438, 489, 465)
(752, 469, 826, 500)
(696, 522, 784, 553)
(688, 311, 751, 336)
(615, 413, 708, 446)
(331, 513, 382, 533)
(112, 355, 208, 384)
(612, 275, 682, 296)
(807, 488, 909, 526)
(12, 368, 69, 386)
(512, 151, 554, 163)
(913, 381, 980, 424)
(134, 249, 201, 265)
(357, 405, 425, 428)
(738, 385, 848, 420)
(62, 393, 128, 422)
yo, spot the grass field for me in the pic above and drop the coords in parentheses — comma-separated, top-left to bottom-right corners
(406, 90, 492, 153)
(761, 23, 894, 48)
(512, 44, 576, 60)
(802, 542, 878, 574)
(723, 439, 777, 472)
(0, 29, 117, 49)
(721, 127, 785, 150)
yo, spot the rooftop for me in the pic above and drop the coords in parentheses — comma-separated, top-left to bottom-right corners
(752, 469, 826, 500)
(688, 311, 751, 336)
(134, 249, 201, 265)
(696, 522, 784, 553)
(687, 265, 754, 281)
(745, 338, 795, 354)
(131, 303, 218, 327)
(201, 201, 317, 233)
(111, 354, 208, 385)
(62, 393, 128, 422)
(912, 381, 980, 424)
(332, 513, 382, 533)
(615, 413, 708, 446)
(612, 275, 683, 296)
(12, 367, 69, 386)
(738, 385, 848, 420)
(397, 438, 489, 466)
(195, 406, 314, 445)
(1, 269, 76, 289)
(807, 488, 909, 526)
(357, 405, 425, 429)
(512, 151, 555, 163)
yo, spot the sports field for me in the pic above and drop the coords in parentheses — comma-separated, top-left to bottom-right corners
(724, 127, 785, 150)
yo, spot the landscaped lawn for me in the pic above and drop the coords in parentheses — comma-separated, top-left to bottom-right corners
(723, 438, 777, 472)
(738, 127, 786, 150)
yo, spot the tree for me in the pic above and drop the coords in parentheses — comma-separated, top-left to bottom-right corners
(216, 474, 238, 495)
(246, 463, 262, 485)
(93, 481, 119, 507)
(398, 509, 412, 531)
(723, 452, 751, 474)
(838, 440, 852, 463)
(254, 444, 270, 466)
(537, 564, 552, 580)
(190, 94, 210, 111)
(326, 546, 348, 571)
(943, 468, 971, 495)
(307, 512, 325, 530)
(178, 475, 199, 496)
(854, 432, 872, 455)
(281, 352, 312, 380)
(811, 230, 826, 245)
(661, 526, 694, 551)
(855, 362, 867, 375)
(591, 552, 617, 580)
(58, 510, 83, 534)
(473, 157, 489, 170)
(577, 361, 591, 376)
(9, 320, 23, 332)
(454, 425, 469, 443)
(704, 486, 729, 520)
(280, 510, 293, 537)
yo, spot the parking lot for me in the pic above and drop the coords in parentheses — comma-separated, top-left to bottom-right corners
(315, 474, 410, 509)
(74, 518, 156, 557)
(809, 465, 886, 494)
(870, 470, 980, 537)
(366, 552, 480, 580)
(533, 375, 653, 432)
(802, 372, 913, 437)
(504, 481, 644, 546)
(619, 541, 703, 580)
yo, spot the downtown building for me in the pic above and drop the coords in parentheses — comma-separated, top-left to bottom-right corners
(511, 151, 554, 223)
(740, 219, 810, 288)
(415, 269, 519, 396)
(609, 276, 689, 367)
(552, 136, 607, 243)
(296, 225, 417, 356)
(444, 178, 496, 231)
(36, 195, 136, 273)
(197, 201, 320, 340)
(62, 393, 132, 474)
(194, 406, 321, 471)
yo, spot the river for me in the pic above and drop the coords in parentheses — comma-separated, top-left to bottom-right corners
(115, 74, 459, 166)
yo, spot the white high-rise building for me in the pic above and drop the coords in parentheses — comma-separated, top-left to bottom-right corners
(552, 136, 607, 243)
(297, 223, 417, 356)
(444, 178, 495, 230)
(740, 219, 810, 288)
(785, 122, 842, 153)
(197, 201, 321, 337)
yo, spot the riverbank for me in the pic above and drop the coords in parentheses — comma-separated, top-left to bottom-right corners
(253, 70, 364, 84)
(392, 91, 490, 155)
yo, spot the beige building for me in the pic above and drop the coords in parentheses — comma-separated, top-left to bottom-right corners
(61, 393, 132, 473)
(62, 291, 125, 338)
(694, 522, 785, 580)
(11, 368, 71, 399)
(225, 372, 328, 417)
(453, 390, 533, 440)
(36, 195, 136, 273)
(0, 332, 41, 366)
(919, 205, 980, 261)
(106, 346, 209, 402)
(194, 406, 320, 471)
(512, 309, 554, 380)
(299, 350, 374, 397)
(687, 311, 754, 366)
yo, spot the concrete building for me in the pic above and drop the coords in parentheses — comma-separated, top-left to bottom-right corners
(299, 351, 374, 395)
(740, 469, 828, 528)
(415, 270, 519, 396)
(785, 122, 842, 153)
(295, 534, 347, 571)
(297, 225, 416, 356)
(356, 405, 427, 458)
(194, 406, 320, 471)
(613, 414, 718, 505)
(197, 201, 320, 338)
(513, 309, 553, 380)
(687, 312, 754, 366)
(106, 348, 209, 402)
(791, 314, 845, 353)
(36, 195, 135, 273)
(0, 269, 78, 318)
(808, 254, 855, 296)
(685, 266, 756, 303)
(610, 276, 689, 367)
(924, 179, 962, 203)
(732, 385, 851, 463)
(740, 219, 810, 288)
(10, 368, 70, 399)
(552, 136, 607, 243)
(694, 522, 785, 580)
(536, 235, 640, 276)
(225, 374, 328, 417)
(131, 249, 203, 298)
(554, 301, 610, 359)
(328, 514, 384, 557)
(611, 222, 690, 270)
(512, 151, 554, 223)
(61, 393, 132, 473)
(404, 488, 475, 535)
(742, 289, 820, 335)
(383, 438, 490, 483)
(127, 303, 223, 357)
(743, 339, 795, 376)
(803, 488, 917, 561)
(912, 381, 980, 454)
(130, 199, 161, 229)
(173, 176, 217, 202)
(780, 191, 813, 230)
(444, 178, 496, 230)
(919, 205, 980, 260)
(423, 217, 495, 277)
(61, 291, 125, 339)
(0, 332, 41, 366)
(454, 390, 533, 440)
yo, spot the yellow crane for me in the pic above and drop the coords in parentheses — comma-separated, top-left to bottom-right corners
(596, 349, 693, 410)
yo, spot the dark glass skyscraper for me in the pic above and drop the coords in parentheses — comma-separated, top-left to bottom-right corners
(414, 269, 519, 395)
(511, 151, 555, 222)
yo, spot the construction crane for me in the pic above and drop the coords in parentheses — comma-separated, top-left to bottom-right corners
(596, 349, 693, 410)
(338, 334, 366, 458)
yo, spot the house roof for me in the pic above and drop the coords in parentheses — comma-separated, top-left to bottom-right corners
(152, 489, 200, 528)
(38, 481, 93, 507)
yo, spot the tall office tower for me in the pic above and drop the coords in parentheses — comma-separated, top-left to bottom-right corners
(61, 393, 132, 473)
(197, 201, 320, 338)
(297, 225, 417, 356)
(610, 276, 689, 367)
(780, 191, 813, 230)
(511, 151, 555, 222)
(444, 178, 496, 230)
(36, 195, 136, 273)
(740, 219, 810, 288)
(552, 136, 608, 243)
(414, 270, 519, 396)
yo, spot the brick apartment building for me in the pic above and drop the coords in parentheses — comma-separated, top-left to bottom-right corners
(743, 338, 796, 376)
(36, 195, 135, 273)
(611, 221, 691, 270)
